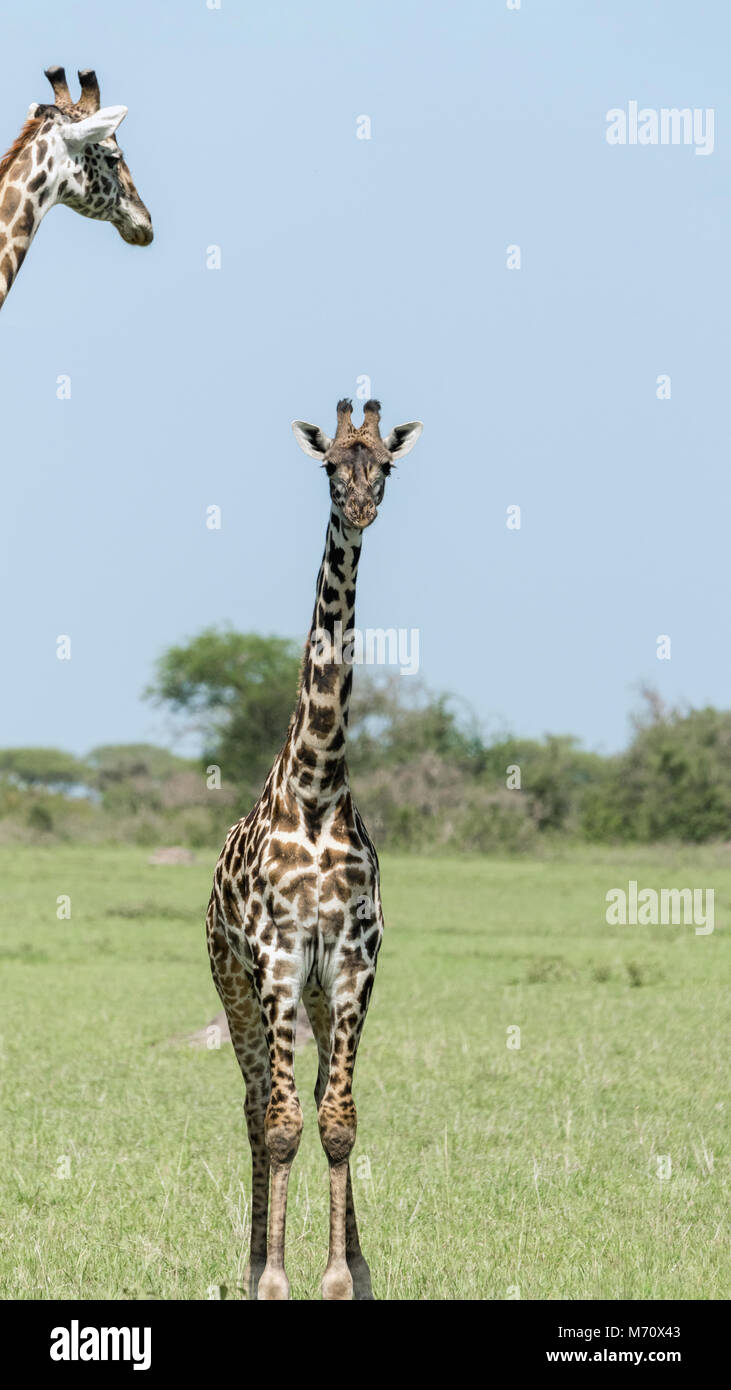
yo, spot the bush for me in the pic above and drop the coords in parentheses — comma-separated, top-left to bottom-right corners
(26, 802, 53, 833)
(354, 753, 537, 854)
(580, 704, 731, 843)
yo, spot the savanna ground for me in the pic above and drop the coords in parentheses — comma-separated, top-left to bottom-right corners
(0, 844, 728, 1300)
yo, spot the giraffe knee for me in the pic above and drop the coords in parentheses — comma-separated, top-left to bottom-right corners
(265, 1093, 303, 1165)
(318, 1098, 357, 1164)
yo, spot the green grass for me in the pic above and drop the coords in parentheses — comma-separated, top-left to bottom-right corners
(0, 844, 728, 1300)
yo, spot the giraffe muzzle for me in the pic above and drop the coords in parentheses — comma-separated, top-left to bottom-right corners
(118, 216, 154, 247)
(346, 508, 378, 528)
(343, 499, 377, 529)
(115, 195, 154, 246)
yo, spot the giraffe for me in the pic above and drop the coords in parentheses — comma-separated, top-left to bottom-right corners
(0, 65, 152, 312)
(207, 398, 423, 1300)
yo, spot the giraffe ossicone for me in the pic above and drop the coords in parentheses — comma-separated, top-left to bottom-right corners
(0, 64, 152, 312)
(207, 398, 423, 1300)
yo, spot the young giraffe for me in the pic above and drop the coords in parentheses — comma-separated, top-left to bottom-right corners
(207, 398, 423, 1300)
(0, 65, 152, 312)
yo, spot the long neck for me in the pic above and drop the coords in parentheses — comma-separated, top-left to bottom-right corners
(283, 507, 362, 804)
(0, 132, 56, 310)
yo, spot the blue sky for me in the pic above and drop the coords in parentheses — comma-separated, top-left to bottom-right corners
(1, 0, 728, 757)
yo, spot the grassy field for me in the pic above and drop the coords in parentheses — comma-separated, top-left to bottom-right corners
(0, 843, 728, 1300)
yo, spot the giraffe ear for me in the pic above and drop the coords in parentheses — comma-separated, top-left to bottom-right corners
(383, 422, 423, 458)
(291, 421, 332, 459)
(62, 105, 128, 151)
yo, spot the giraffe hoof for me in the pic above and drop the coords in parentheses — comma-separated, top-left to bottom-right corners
(321, 1261, 354, 1301)
(348, 1254, 374, 1300)
(243, 1259, 266, 1300)
(257, 1267, 290, 1300)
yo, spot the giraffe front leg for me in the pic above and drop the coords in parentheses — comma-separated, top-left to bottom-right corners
(321, 1157, 354, 1301)
(242, 1092, 269, 1299)
(304, 982, 373, 1299)
(207, 904, 271, 1301)
(258, 1163, 295, 1301)
(321, 1160, 374, 1300)
(257, 976, 304, 1301)
(317, 987, 374, 1301)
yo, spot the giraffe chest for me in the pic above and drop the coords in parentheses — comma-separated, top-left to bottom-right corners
(259, 826, 377, 935)
(215, 806, 381, 986)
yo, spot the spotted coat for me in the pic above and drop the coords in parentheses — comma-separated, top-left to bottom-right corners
(207, 399, 423, 1301)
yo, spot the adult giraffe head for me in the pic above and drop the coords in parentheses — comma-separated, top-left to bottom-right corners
(292, 399, 423, 529)
(0, 65, 152, 308)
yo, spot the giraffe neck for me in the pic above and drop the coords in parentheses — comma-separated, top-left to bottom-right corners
(0, 124, 58, 309)
(283, 507, 363, 805)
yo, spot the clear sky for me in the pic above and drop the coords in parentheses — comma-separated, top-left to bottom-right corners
(1, 0, 728, 757)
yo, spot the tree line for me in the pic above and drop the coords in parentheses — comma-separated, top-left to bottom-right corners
(1, 629, 729, 851)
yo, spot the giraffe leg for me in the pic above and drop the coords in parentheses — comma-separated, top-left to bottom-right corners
(207, 904, 271, 1300)
(303, 982, 373, 1300)
(344, 1165, 374, 1300)
(256, 965, 304, 1301)
(302, 980, 330, 1112)
(238, 1058, 270, 1299)
(317, 982, 378, 1301)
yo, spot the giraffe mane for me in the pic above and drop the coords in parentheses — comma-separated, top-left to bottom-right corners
(0, 116, 43, 184)
(293, 636, 311, 707)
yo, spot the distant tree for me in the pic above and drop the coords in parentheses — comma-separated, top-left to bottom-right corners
(0, 747, 88, 791)
(349, 674, 485, 776)
(581, 700, 731, 843)
(87, 743, 196, 789)
(85, 743, 202, 815)
(144, 629, 301, 797)
(144, 633, 486, 800)
(481, 734, 607, 832)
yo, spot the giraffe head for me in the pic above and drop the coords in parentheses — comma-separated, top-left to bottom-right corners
(292, 399, 423, 529)
(20, 66, 153, 245)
